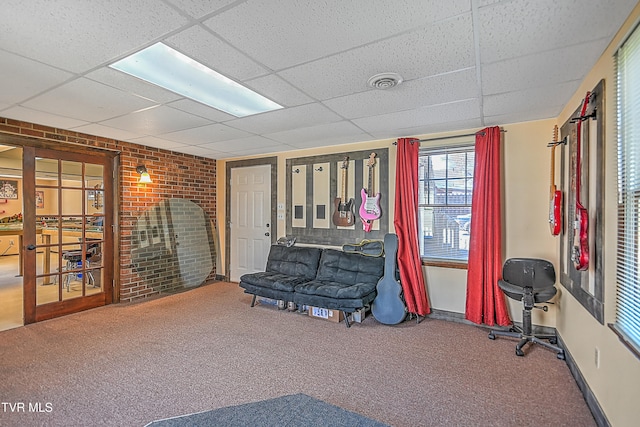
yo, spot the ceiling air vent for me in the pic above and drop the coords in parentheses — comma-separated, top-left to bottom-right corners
(367, 72, 403, 89)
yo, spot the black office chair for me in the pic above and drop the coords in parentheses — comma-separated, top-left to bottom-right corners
(488, 258, 565, 360)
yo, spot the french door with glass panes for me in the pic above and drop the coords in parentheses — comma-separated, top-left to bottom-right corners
(22, 146, 113, 323)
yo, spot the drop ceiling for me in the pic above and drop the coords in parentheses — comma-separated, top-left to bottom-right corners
(0, 0, 637, 160)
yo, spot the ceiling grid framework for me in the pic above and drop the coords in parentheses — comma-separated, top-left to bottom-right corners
(0, 0, 636, 159)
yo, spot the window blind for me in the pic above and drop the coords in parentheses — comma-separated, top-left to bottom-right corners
(614, 22, 640, 357)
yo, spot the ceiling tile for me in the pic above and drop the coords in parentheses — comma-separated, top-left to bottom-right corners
(478, 0, 638, 64)
(324, 69, 478, 119)
(159, 123, 253, 145)
(165, 25, 268, 81)
(164, 0, 238, 19)
(279, 13, 475, 101)
(367, 117, 484, 141)
(482, 39, 606, 95)
(221, 143, 294, 158)
(0, 106, 88, 129)
(22, 78, 156, 122)
(100, 105, 212, 135)
(0, 0, 188, 72)
(225, 103, 343, 135)
(353, 99, 481, 134)
(128, 135, 190, 151)
(167, 99, 236, 122)
(265, 121, 369, 145)
(85, 68, 182, 104)
(483, 81, 578, 119)
(197, 135, 282, 152)
(71, 123, 142, 142)
(205, 0, 471, 70)
(176, 145, 227, 158)
(0, 50, 73, 104)
(244, 74, 315, 107)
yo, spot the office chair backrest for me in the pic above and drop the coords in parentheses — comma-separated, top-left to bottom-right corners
(502, 258, 555, 290)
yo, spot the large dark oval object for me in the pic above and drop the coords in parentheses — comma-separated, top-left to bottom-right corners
(371, 233, 407, 325)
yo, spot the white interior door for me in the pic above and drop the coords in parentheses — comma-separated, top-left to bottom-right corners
(230, 165, 271, 282)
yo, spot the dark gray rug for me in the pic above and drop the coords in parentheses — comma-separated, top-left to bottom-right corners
(146, 393, 389, 426)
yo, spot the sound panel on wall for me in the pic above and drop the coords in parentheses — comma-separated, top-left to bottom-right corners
(285, 149, 389, 246)
(291, 165, 306, 228)
(312, 162, 330, 229)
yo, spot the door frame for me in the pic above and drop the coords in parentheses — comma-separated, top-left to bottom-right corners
(0, 133, 120, 324)
(225, 157, 277, 281)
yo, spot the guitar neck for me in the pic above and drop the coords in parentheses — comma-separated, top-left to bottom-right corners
(575, 93, 590, 205)
(367, 164, 374, 194)
(341, 167, 347, 200)
(549, 145, 556, 197)
(550, 124, 558, 198)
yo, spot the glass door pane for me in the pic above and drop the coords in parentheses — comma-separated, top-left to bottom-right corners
(23, 146, 112, 324)
(0, 145, 24, 331)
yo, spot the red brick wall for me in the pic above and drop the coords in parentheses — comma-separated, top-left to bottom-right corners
(0, 117, 217, 302)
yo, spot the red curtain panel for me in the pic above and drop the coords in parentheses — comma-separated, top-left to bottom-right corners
(394, 138, 431, 316)
(464, 127, 511, 326)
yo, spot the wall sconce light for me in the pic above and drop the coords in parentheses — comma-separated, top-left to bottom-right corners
(136, 165, 152, 183)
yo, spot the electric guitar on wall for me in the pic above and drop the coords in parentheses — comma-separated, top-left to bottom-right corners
(332, 156, 356, 227)
(572, 92, 591, 271)
(548, 125, 562, 236)
(360, 152, 381, 232)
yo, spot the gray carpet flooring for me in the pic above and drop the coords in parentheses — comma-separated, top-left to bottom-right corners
(146, 393, 389, 426)
(0, 281, 595, 426)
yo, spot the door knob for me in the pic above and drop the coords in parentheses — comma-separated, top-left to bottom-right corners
(26, 244, 36, 251)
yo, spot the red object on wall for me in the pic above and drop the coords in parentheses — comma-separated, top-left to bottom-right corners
(394, 138, 430, 317)
(464, 127, 511, 326)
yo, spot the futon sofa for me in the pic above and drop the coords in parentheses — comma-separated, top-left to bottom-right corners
(239, 245, 384, 327)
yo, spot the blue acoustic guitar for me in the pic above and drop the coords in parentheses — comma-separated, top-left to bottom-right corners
(371, 233, 407, 325)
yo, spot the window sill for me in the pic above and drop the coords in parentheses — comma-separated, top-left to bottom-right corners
(608, 323, 640, 361)
(421, 259, 468, 269)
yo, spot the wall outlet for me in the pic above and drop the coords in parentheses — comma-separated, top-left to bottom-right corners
(277, 213, 285, 220)
(277, 203, 284, 210)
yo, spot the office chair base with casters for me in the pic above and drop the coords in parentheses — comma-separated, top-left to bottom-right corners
(487, 258, 566, 360)
(488, 311, 565, 360)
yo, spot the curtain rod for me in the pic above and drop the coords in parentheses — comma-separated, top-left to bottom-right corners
(392, 129, 506, 145)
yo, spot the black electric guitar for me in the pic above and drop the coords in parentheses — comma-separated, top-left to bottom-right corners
(371, 233, 407, 325)
(332, 157, 356, 226)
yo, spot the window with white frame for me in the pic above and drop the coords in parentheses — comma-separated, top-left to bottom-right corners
(612, 22, 640, 358)
(418, 143, 475, 263)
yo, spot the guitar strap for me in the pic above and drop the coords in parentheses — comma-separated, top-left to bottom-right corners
(342, 239, 384, 257)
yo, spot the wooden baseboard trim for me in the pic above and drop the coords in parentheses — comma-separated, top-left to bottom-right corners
(556, 333, 610, 427)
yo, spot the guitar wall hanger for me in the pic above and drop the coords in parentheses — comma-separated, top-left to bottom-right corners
(570, 108, 597, 123)
(547, 137, 567, 147)
(570, 92, 598, 123)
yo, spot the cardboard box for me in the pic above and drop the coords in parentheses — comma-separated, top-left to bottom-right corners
(308, 306, 344, 323)
(349, 306, 367, 323)
(258, 297, 286, 309)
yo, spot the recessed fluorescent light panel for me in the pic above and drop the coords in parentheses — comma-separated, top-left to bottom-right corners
(110, 42, 282, 117)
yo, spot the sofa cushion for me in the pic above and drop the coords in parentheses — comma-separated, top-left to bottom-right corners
(314, 249, 384, 286)
(293, 290, 377, 312)
(240, 271, 310, 292)
(294, 279, 377, 299)
(265, 245, 322, 280)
